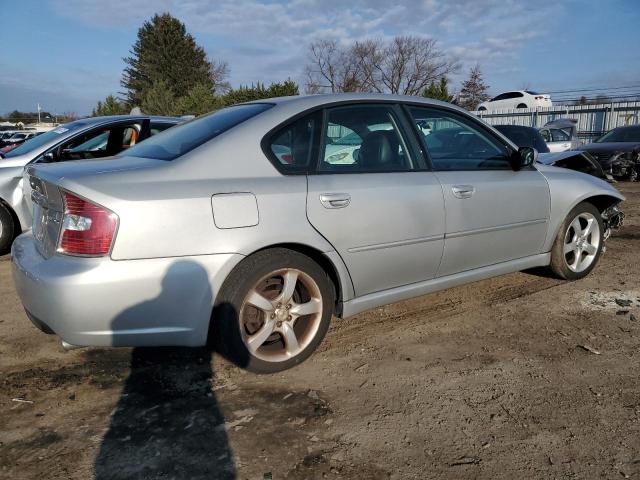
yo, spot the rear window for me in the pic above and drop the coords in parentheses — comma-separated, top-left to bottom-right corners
(123, 104, 273, 161)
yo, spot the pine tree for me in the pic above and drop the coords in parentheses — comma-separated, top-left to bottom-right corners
(92, 95, 129, 116)
(122, 13, 214, 106)
(141, 80, 178, 116)
(220, 80, 300, 106)
(178, 83, 225, 116)
(457, 65, 490, 110)
(422, 77, 453, 103)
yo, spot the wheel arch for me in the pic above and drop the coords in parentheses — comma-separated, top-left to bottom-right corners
(545, 192, 623, 253)
(580, 194, 622, 213)
(248, 242, 352, 317)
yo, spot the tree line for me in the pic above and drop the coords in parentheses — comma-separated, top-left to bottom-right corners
(94, 13, 491, 117)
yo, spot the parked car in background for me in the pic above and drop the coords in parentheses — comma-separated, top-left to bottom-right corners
(477, 91, 552, 111)
(0, 115, 182, 253)
(577, 125, 640, 181)
(12, 94, 624, 374)
(494, 125, 550, 153)
(539, 119, 582, 152)
(0, 131, 37, 149)
(0, 131, 19, 146)
(495, 124, 606, 180)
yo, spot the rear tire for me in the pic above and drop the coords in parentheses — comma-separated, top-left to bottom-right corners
(212, 248, 334, 373)
(517, 103, 528, 109)
(549, 202, 604, 280)
(0, 203, 15, 254)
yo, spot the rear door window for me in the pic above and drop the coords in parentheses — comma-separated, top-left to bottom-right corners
(267, 111, 321, 173)
(318, 104, 416, 173)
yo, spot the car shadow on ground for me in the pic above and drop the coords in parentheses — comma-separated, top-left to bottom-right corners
(95, 260, 242, 479)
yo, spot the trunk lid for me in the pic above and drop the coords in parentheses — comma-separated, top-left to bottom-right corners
(25, 156, 163, 258)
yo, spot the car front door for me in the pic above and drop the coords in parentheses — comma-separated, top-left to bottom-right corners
(407, 106, 550, 277)
(304, 103, 445, 296)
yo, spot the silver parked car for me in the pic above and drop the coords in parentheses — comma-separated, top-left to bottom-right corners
(0, 115, 182, 253)
(12, 94, 624, 373)
(539, 118, 582, 152)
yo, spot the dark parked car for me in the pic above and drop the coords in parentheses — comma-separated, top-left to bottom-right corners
(495, 124, 606, 180)
(494, 125, 550, 153)
(577, 125, 640, 181)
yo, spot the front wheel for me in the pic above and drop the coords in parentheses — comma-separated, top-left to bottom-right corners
(549, 202, 604, 280)
(213, 248, 334, 373)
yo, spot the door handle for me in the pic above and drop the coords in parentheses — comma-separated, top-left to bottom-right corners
(320, 193, 351, 209)
(451, 185, 475, 199)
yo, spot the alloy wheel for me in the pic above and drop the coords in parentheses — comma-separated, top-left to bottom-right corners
(563, 212, 600, 273)
(239, 268, 323, 362)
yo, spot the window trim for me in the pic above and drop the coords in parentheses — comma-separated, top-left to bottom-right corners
(260, 98, 527, 175)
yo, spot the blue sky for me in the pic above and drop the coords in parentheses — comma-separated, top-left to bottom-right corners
(1, 0, 639, 115)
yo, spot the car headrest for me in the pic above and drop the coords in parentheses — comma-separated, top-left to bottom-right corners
(359, 130, 399, 169)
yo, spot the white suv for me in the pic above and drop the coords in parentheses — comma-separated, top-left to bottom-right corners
(477, 91, 552, 111)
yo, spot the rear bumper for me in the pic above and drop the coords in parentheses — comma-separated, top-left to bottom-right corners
(11, 232, 244, 347)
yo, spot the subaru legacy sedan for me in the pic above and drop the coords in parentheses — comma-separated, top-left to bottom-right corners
(12, 94, 624, 373)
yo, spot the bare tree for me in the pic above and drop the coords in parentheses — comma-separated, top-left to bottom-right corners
(209, 58, 231, 94)
(304, 39, 369, 93)
(305, 36, 458, 96)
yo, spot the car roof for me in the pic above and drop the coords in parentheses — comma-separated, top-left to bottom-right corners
(543, 118, 577, 129)
(494, 124, 537, 131)
(241, 93, 471, 116)
(610, 124, 640, 131)
(71, 114, 183, 126)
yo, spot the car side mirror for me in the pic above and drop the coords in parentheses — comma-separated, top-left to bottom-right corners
(510, 147, 537, 171)
(41, 151, 55, 163)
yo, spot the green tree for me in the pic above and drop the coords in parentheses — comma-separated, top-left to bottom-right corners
(141, 80, 178, 115)
(220, 80, 299, 106)
(422, 77, 453, 103)
(457, 64, 491, 111)
(178, 83, 225, 115)
(122, 13, 214, 106)
(92, 95, 129, 116)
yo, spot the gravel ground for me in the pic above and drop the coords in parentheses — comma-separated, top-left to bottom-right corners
(1, 183, 639, 480)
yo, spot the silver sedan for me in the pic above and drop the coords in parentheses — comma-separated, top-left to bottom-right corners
(11, 94, 624, 373)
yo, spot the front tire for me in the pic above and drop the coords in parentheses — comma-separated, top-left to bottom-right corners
(0, 203, 15, 254)
(549, 202, 604, 280)
(213, 248, 334, 373)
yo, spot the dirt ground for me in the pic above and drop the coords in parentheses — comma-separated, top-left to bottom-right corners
(1, 183, 639, 480)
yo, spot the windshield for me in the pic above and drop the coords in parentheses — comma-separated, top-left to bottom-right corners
(2, 121, 85, 158)
(596, 126, 640, 143)
(123, 104, 273, 161)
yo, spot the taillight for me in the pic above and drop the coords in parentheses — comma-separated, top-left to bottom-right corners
(535, 96, 544, 100)
(58, 191, 118, 256)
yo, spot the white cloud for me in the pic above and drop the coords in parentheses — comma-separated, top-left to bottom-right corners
(51, 0, 562, 88)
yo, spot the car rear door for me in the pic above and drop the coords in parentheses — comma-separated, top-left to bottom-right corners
(304, 103, 445, 297)
(406, 106, 550, 277)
